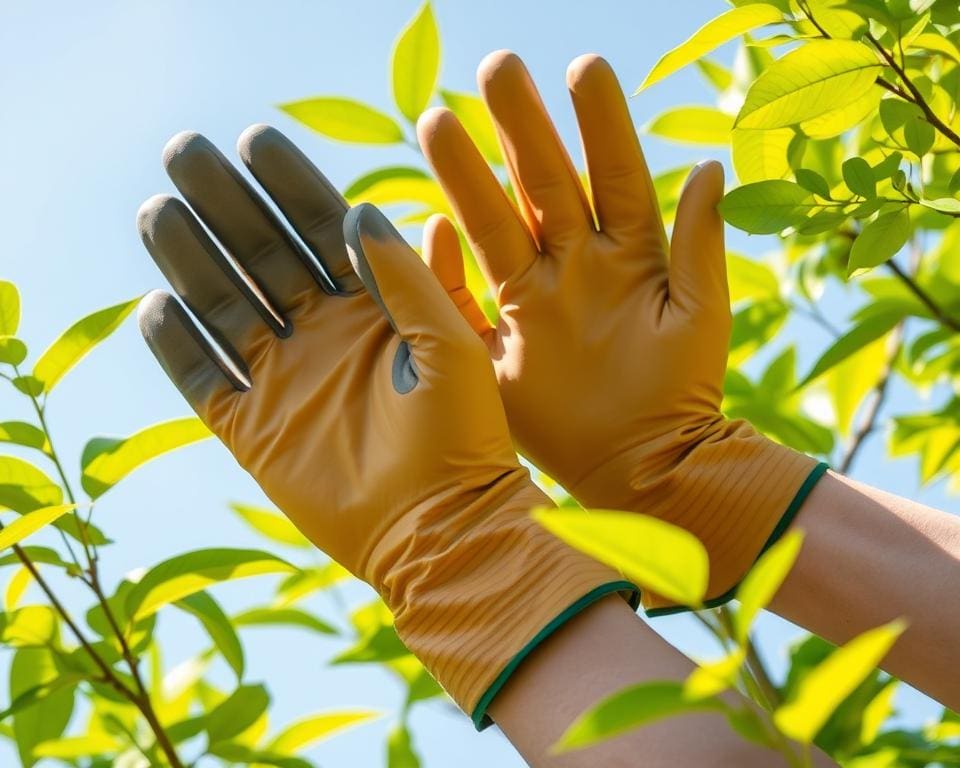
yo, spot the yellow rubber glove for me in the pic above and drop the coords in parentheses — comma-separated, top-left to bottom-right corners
(136, 126, 633, 726)
(416, 52, 827, 614)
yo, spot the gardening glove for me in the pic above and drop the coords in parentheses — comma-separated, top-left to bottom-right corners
(136, 126, 634, 727)
(416, 52, 827, 614)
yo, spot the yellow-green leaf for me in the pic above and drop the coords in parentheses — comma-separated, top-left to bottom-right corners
(727, 253, 780, 304)
(773, 619, 907, 743)
(736, 41, 881, 130)
(440, 90, 503, 165)
(0, 336, 27, 366)
(684, 649, 746, 700)
(827, 334, 889, 435)
(81, 417, 211, 499)
(555, 681, 724, 752)
(861, 680, 898, 744)
(4, 566, 31, 612)
(637, 5, 785, 91)
(125, 548, 296, 622)
(229, 503, 311, 548)
(279, 98, 404, 144)
(734, 530, 804, 643)
(33, 734, 119, 758)
(0, 504, 76, 551)
(732, 127, 794, 183)
(800, 85, 883, 139)
(175, 592, 244, 680)
(646, 106, 734, 145)
(33, 297, 139, 393)
(391, 2, 440, 122)
(267, 710, 380, 753)
(534, 510, 708, 607)
(0, 282, 19, 336)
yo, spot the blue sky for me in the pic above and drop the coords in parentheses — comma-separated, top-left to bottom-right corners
(0, 1, 955, 765)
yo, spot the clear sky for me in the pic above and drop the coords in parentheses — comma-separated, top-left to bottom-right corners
(0, 1, 954, 766)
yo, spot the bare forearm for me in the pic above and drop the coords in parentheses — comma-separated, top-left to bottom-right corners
(489, 595, 835, 768)
(771, 471, 960, 709)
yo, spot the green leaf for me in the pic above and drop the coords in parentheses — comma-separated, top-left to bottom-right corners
(534, 510, 708, 607)
(207, 743, 311, 768)
(0, 504, 76, 551)
(11, 648, 75, 766)
(387, 723, 421, 768)
(645, 107, 734, 145)
(637, 5, 785, 91)
(0, 546, 79, 575)
(842, 157, 877, 198)
(0, 282, 19, 336)
(279, 98, 405, 144)
(32, 297, 139, 393)
(718, 180, 814, 234)
(904, 116, 935, 157)
(555, 681, 724, 752)
(440, 90, 503, 165)
(795, 168, 832, 199)
(343, 166, 429, 199)
(125, 548, 297, 621)
(0, 337, 26, 366)
(334, 623, 410, 664)
(735, 41, 881, 129)
(206, 683, 270, 743)
(0, 422, 48, 454)
(735, 530, 804, 642)
(920, 197, 960, 214)
(391, 2, 440, 122)
(847, 208, 911, 275)
(81, 417, 212, 499)
(268, 710, 380, 753)
(774, 619, 907, 743)
(0, 606, 58, 648)
(729, 299, 788, 365)
(11, 375, 42, 396)
(175, 592, 244, 680)
(799, 310, 904, 387)
(228, 503, 311, 548)
(233, 607, 337, 636)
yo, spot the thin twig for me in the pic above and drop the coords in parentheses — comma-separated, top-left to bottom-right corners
(717, 607, 781, 710)
(867, 33, 960, 150)
(885, 260, 960, 333)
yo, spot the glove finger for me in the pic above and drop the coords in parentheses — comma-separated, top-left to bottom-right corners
(163, 132, 330, 316)
(417, 107, 536, 288)
(669, 161, 729, 319)
(138, 195, 286, 362)
(138, 290, 248, 421)
(567, 54, 667, 252)
(478, 51, 593, 248)
(237, 124, 361, 295)
(344, 204, 475, 392)
(422, 214, 496, 343)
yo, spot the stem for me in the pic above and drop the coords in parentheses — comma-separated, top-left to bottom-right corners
(717, 607, 781, 710)
(866, 33, 960, 150)
(6, 377, 185, 766)
(885, 260, 960, 333)
(12, 366, 89, 570)
(7, 540, 133, 698)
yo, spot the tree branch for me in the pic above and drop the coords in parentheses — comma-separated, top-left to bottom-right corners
(867, 33, 960, 150)
(885, 260, 960, 333)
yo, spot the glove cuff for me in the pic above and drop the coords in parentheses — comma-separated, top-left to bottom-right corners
(571, 419, 827, 613)
(372, 472, 637, 728)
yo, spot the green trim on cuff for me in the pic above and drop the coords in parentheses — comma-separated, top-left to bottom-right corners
(645, 461, 829, 619)
(471, 580, 639, 731)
